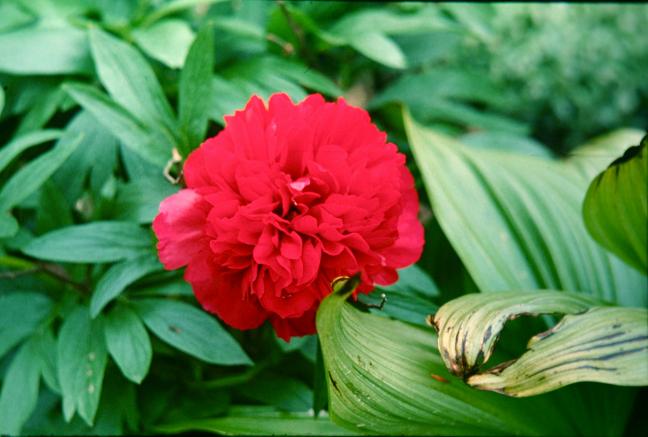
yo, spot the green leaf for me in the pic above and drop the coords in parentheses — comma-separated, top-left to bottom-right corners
(0, 292, 53, 359)
(0, 25, 91, 74)
(133, 19, 195, 69)
(237, 373, 313, 412)
(113, 178, 178, 223)
(583, 139, 647, 273)
(178, 23, 214, 155)
(142, 0, 228, 26)
(403, 110, 647, 307)
(433, 292, 648, 396)
(103, 304, 152, 384)
(132, 298, 252, 365)
(0, 337, 41, 435)
(154, 406, 354, 436)
(461, 131, 554, 159)
(90, 254, 163, 317)
(57, 306, 108, 426)
(22, 221, 152, 263)
(0, 211, 18, 238)
(0, 132, 82, 211)
(348, 32, 406, 69)
(316, 278, 580, 435)
(63, 82, 170, 167)
(0, 84, 4, 116)
(33, 327, 60, 394)
(88, 27, 177, 142)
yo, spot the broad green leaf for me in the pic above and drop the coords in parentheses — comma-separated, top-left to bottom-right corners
(209, 76, 249, 124)
(22, 221, 152, 263)
(154, 406, 354, 436)
(133, 19, 195, 69)
(36, 180, 73, 234)
(63, 82, 170, 167)
(434, 292, 648, 396)
(113, 178, 178, 224)
(237, 373, 313, 412)
(0, 132, 82, 211)
(103, 304, 152, 384)
(583, 139, 647, 273)
(348, 32, 406, 69)
(0, 25, 91, 74)
(178, 24, 214, 155)
(0, 292, 53, 359)
(88, 27, 177, 142)
(329, 6, 453, 36)
(461, 131, 554, 159)
(132, 298, 252, 365)
(90, 254, 163, 317)
(15, 87, 65, 135)
(0, 129, 62, 174)
(431, 291, 603, 377)
(566, 129, 645, 183)
(403, 110, 647, 307)
(251, 57, 342, 97)
(316, 278, 581, 435)
(0, 337, 41, 435)
(57, 306, 108, 426)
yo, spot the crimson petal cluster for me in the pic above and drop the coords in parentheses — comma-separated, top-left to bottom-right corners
(153, 93, 424, 341)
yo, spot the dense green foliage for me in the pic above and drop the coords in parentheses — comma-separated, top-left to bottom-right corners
(1, 1, 646, 436)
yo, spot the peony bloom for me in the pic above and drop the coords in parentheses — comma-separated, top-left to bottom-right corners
(153, 93, 424, 341)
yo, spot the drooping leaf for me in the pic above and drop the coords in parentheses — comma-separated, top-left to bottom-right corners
(316, 278, 580, 436)
(0, 129, 62, 174)
(0, 25, 91, 75)
(154, 406, 354, 436)
(22, 221, 153, 263)
(431, 291, 603, 377)
(132, 18, 195, 69)
(433, 292, 648, 396)
(142, 0, 229, 26)
(0, 337, 41, 435)
(103, 304, 152, 384)
(403, 110, 647, 307)
(88, 27, 177, 141)
(178, 23, 214, 156)
(0, 131, 82, 211)
(583, 138, 647, 273)
(63, 82, 170, 167)
(90, 254, 163, 317)
(0, 292, 53, 359)
(132, 298, 252, 365)
(57, 306, 108, 426)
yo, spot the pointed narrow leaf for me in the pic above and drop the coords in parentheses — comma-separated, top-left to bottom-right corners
(0, 338, 41, 435)
(178, 24, 214, 155)
(88, 27, 177, 138)
(0, 132, 82, 211)
(57, 307, 107, 426)
(22, 221, 152, 263)
(103, 304, 152, 384)
(348, 32, 406, 69)
(133, 19, 195, 69)
(316, 278, 578, 435)
(0, 129, 62, 174)
(90, 254, 163, 317)
(403, 110, 646, 307)
(63, 82, 170, 167)
(132, 299, 252, 365)
(432, 291, 603, 377)
(583, 138, 647, 273)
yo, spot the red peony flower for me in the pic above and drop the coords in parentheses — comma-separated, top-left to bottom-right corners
(152, 93, 424, 341)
